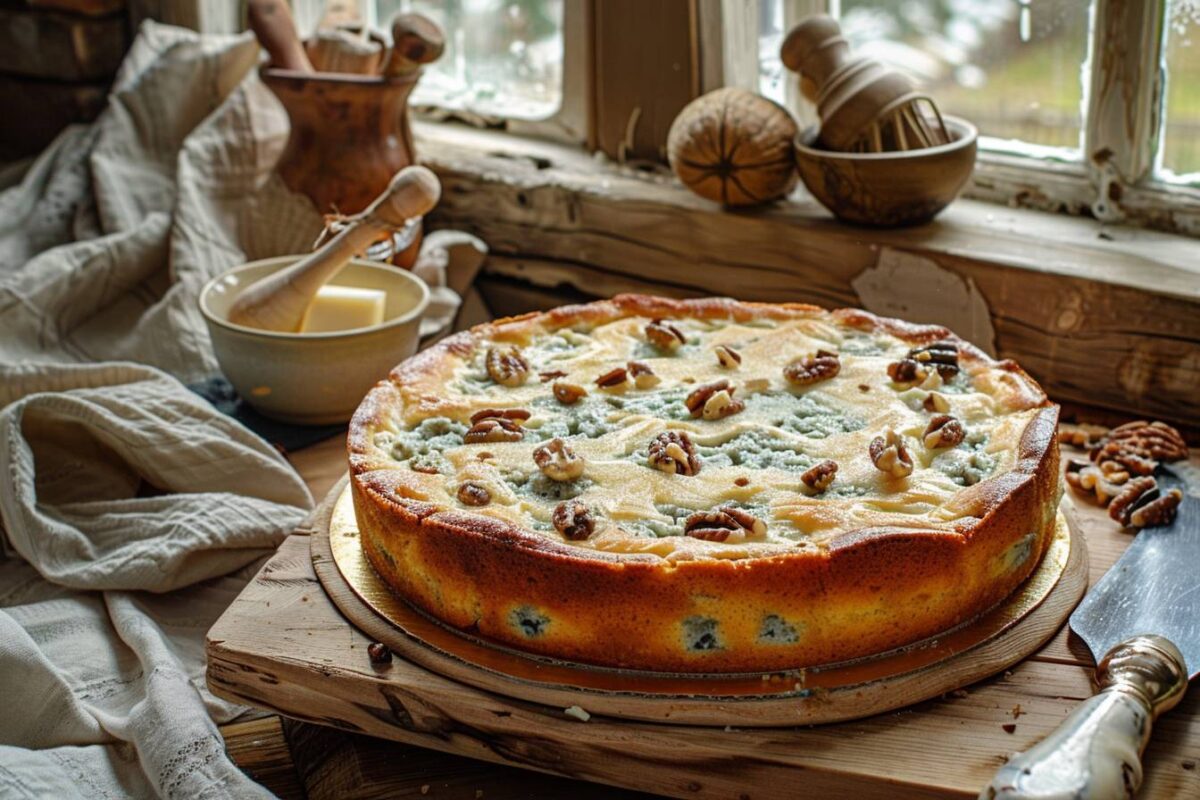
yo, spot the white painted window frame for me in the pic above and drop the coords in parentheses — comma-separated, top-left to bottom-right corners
(709, 0, 1200, 234)
(290, 0, 590, 145)
(283, 0, 1197, 234)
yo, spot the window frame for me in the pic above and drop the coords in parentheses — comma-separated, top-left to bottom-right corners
(293, 0, 1198, 235)
(289, 0, 590, 144)
(719, 0, 1199, 234)
(396, 0, 592, 146)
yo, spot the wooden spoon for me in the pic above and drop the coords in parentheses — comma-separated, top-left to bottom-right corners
(226, 166, 440, 332)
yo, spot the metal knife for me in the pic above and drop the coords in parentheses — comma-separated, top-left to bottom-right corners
(983, 467, 1195, 800)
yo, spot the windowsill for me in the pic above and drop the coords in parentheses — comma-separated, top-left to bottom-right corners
(414, 120, 1200, 425)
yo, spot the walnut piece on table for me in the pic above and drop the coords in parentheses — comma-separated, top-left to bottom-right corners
(1063, 417, 1189, 530)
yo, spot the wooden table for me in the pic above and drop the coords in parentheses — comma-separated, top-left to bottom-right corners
(220, 436, 658, 799)
(217, 435, 1200, 799)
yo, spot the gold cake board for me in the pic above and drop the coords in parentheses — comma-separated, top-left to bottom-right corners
(313, 476, 1088, 727)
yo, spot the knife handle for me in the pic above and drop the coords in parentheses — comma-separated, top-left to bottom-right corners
(981, 635, 1187, 800)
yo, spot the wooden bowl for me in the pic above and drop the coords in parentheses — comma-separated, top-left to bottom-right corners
(793, 116, 977, 226)
(199, 257, 429, 425)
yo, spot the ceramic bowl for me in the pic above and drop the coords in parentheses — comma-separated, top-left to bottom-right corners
(793, 116, 978, 226)
(199, 256, 430, 425)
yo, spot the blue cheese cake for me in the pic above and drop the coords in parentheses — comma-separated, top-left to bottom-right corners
(348, 295, 1061, 672)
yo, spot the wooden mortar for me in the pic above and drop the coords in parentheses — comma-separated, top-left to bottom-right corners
(793, 116, 977, 226)
(263, 69, 422, 262)
(260, 14, 444, 268)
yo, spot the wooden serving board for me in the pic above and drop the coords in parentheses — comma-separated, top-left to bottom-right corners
(207, 455, 1200, 799)
(310, 478, 1084, 727)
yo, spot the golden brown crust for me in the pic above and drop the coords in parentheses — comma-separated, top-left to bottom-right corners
(349, 294, 1060, 672)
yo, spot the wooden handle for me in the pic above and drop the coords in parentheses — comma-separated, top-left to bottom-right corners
(226, 166, 440, 332)
(981, 636, 1187, 800)
(382, 12, 444, 78)
(248, 0, 314, 72)
(780, 14, 850, 87)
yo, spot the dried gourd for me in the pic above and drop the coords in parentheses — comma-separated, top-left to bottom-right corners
(667, 87, 799, 207)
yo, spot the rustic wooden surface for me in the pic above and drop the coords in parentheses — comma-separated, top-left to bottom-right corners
(415, 123, 1200, 428)
(592, 0, 698, 162)
(0, 5, 127, 81)
(215, 437, 1200, 799)
(220, 717, 307, 799)
(24, 0, 126, 15)
(0, 74, 108, 160)
(278, 715, 656, 800)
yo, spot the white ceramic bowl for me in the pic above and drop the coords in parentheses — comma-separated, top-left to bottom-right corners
(199, 256, 430, 425)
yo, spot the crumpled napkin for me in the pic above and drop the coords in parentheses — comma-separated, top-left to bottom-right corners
(0, 16, 488, 797)
(0, 362, 313, 582)
(0, 362, 313, 799)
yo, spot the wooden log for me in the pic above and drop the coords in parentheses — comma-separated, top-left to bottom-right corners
(220, 716, 307, 800)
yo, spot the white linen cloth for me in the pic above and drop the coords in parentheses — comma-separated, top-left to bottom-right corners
(0, 19, 481, 799)
(0, 363, 312, 800)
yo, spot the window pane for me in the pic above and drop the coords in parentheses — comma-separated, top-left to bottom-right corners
(761, 0, 1090, 155)
(1162, 0, 1200, 178)
(757, 0, 789, 106)
(374, 0, 563, 120)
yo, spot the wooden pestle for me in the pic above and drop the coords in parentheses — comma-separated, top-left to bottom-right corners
(381, 13, 445, 78)
(226, 166, 440, 332)
(780, 15, 849, 90)
(781, 14, 948, 152)
(308, 28, 385, 74)
(247, 0, 314, 72)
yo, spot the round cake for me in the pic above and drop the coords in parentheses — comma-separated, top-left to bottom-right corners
(348, 295, 1061, 672)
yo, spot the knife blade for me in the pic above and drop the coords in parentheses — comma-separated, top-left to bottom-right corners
(1071, 467, 1199, 678)
(982, 466, 1195, 800)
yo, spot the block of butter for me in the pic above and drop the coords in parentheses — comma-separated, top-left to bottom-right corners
(299, 285, 387, 333)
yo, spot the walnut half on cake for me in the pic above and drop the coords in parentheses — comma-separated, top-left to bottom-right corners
(348, 295, 1061, 673)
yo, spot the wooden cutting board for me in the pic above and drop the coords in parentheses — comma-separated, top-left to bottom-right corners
(207, 448, 1200, 799)
(309, 478, 1084, 727)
